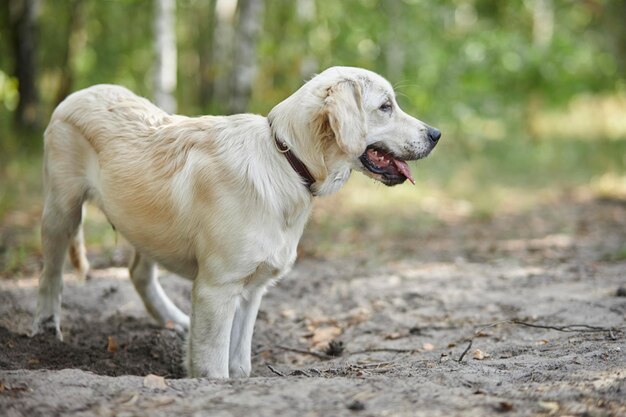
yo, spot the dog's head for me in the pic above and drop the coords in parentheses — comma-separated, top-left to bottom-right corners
(269, 66, 440, 195)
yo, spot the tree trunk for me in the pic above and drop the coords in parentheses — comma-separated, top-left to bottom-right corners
(297, 0, 317, 79)
(384, 0, 404, 82)
(197, 0, 218, 110)
(8, 0, 40, 131)
(211, 0, 238, 113)
(229, 0, 264, 114)
(154, 0, 177, 113)
(55, 0, 86, 106)
(605, 0, 626, 76)
(528, 0, 553, 48)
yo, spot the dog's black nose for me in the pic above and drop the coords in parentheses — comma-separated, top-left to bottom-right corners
(427, 127, 441, 143)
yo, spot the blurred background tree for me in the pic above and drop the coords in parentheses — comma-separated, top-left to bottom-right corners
(1, 0, 624, 141)
(1, 0, 625, 275)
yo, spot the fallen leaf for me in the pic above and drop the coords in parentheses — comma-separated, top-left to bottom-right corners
(538, 401, 559, 414)
(473, 349, 490, 360)
(371, 300, 386, 311)
(536, 339, 549, 345)
(280, 309, 297, 319)
(107, 336, 118, 353)
(165, 320, 175, 329)
(495, 401, 514, 412)
(384, 332, 406, 340)
(143, 374, 168, 391)
(422, 342, 435, 351)
(311, 326, 342, 348)
(346, 308, 371, 325)
(28, 358, 40, 364)
(305, 316, 339, 329)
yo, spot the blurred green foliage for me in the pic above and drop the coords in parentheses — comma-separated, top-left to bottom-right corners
(1, 0, 625, 148)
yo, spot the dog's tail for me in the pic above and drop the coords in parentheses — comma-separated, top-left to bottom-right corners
(67, 205, 91, 280)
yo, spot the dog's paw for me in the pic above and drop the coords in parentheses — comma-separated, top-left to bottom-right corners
(164, 316, 189, 336)
(229, 363, 251, 378)
(31, 315, 63, 341)
(166, 321, 188, 336)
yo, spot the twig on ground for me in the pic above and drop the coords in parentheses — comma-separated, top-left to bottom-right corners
(358, 361, 394, 368)
(288, 369, 312, 377)
(276, 344, 419, 360)
(457, 319, 621, 362)
(510, 320, 619, 338)
(266, 364, 285, 377)
(348, 347, 419, 355)
(472, 319, 620, 340)
(276, 345, 332, 360)
(457, 340, 473, 362)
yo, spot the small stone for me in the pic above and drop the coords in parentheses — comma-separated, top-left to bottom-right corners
(143, 374, 168, 391)
(616, 286, 626, 297)
(324, 340, 345, 357)
(538, 401, 559, 414)
(473, 349, 489, 360)
(494, 401, 514, 412)
(347, 400, 366, 411)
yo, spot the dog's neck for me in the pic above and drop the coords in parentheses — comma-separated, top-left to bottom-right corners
(271, 126, 316, 193)
(268, 119, 352, 198)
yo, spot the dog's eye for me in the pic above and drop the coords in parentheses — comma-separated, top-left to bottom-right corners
(379, 102, 392, 113)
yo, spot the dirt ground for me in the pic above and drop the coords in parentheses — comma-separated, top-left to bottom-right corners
(0, 196, 625, 417)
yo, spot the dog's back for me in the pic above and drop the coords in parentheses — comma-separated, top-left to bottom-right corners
(49, 85, 171, 153)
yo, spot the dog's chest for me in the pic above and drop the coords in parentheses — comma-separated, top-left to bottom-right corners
(243, 208, 309, 287)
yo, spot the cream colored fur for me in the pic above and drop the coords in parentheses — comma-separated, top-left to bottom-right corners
(32, 66, 436, 378)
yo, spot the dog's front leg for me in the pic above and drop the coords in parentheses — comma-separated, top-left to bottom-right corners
(187, 279, 240, 378)
(229, 285, 266, 378)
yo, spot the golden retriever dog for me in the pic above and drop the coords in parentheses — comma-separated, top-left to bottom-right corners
(32, 66, 441, 378)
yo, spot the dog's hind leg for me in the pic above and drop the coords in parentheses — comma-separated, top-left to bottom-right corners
(68, 205, 90, 281)
(33, 121, 94, 340)
(32, 194, 85, 341)
(129, 250, 190, 332)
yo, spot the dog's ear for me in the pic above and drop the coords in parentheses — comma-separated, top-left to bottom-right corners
(324, 80, 367, 157)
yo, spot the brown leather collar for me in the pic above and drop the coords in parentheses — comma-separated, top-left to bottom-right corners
(270, 123, 316, 192)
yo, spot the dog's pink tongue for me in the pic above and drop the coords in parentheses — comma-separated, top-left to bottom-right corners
(393, 159, 415, 185)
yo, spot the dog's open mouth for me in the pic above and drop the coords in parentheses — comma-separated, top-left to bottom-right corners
(359, 145, 415, 186)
